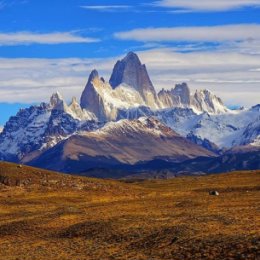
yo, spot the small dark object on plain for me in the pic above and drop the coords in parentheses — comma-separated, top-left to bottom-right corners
(209, 191, 219, 196)
(170, 236, 179, 244)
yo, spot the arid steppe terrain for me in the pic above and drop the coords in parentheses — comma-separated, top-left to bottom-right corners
(0, 162, 259, 260)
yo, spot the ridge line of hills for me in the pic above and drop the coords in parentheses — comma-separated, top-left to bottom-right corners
(0, 52, 259, 178)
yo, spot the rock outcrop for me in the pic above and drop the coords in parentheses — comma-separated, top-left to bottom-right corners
(80, 69, 146, 121)
(158, 83, 228, 114)
(29, 117, 215, 173)
(1, 51, 258, 174)
(80, 70, 108, 121)
(192, 89, 228, 114)
(109, 52, 161, 109)
(0, 93, 98, 163)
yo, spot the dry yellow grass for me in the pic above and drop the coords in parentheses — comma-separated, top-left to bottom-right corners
(0, 162, 259, 260)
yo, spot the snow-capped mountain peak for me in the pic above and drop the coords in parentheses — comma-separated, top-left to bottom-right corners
(0, 91, 99, 162)
(68, 97, 96, 121)
(109, 52, 161, 109)
(0, 51, 258, 167)
(80, 66, 150, 121)
(192, 89, 228, 114)
(49, 92, 95, 121)
(98, 116, 175, 138)
(50, 91, 64, 108)
(157, 105, 260, 150)
(109, 51, 143, 90)
(158, 82, 228, 114)
(80, 52, 230, 122)
(172, 83, 191, 106)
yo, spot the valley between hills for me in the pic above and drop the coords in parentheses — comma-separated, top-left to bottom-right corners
(0, 162, 259, 260)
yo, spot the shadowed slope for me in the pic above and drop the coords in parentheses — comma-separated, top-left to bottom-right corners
(29, 118, 215, 173)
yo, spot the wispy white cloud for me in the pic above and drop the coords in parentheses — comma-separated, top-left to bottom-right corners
(250, 68, 260, 72)
(0, 31, 99, 46)
(81, 5, 131, 12)
(0, 48, 260, 108)
(0, 57, 115, 103)
(114, 24, 260, 43)
(137, 48, 260, 107)
(153, 0, 260, 11)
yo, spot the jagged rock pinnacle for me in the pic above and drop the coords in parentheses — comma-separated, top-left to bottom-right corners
(88, 69, 99, 83)
(80, 69, 107, 120)
(109, 52, 160, 108)
(50, 91, 63, 107)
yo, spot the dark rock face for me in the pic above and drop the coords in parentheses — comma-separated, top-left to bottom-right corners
(250, 104, 260, 112)
(0, 104, 50, 161)
(0, 97, 100, 163)
(158, 89, 181, 107)
(186, 133, 220, 154)
(45, 110, 78, 137)
(0, 105, 77, 162)
(29, 117, 215, 173)
(158, 83, 228, 114)
(1, 51, 257, 178)
(158, 83, 191, 108)
(110, 52, 143, 89)
(172, 83, 191, 106)
(192, 89, 227, 114)
(109, 52, 160, 108)
(240, 120, 260, 146)
(116, 106, 155, 121)
(80, 70, 107, 121)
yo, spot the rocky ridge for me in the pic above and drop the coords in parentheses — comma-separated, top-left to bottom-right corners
(0, 93, 99, 162)
(29, 117, 215, 173)
(0, 52, 259, 168)
(80, 52, 229, 122)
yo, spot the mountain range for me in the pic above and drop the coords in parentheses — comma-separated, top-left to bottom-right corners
(0, 52, 259, 178)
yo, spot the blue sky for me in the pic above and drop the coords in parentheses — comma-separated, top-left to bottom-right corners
(0, 0, 260, 125)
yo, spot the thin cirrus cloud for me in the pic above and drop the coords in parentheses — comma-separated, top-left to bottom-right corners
(0, 47, 260, 107)
(0, 57, 115, 103)
(137, 48, 260, 107)
(81, 5, 131, 12)
(114, 24, 260, 42)
(0, 31, 99, 46)
(153, 0, 260, 11)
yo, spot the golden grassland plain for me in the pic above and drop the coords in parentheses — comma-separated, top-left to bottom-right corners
(0, 162, 259, 260)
